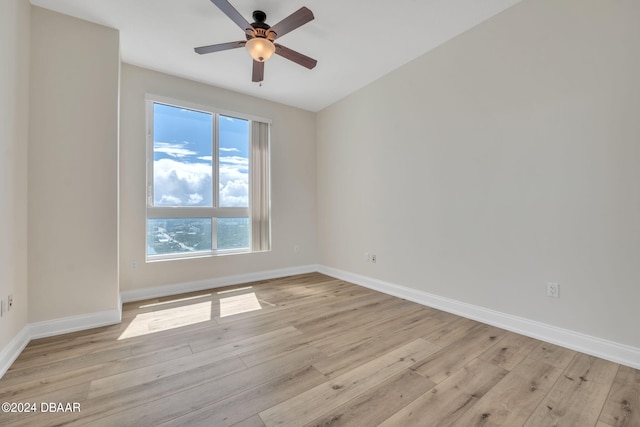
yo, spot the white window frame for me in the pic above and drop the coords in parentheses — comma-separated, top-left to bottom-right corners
(145, 94, 271, 261)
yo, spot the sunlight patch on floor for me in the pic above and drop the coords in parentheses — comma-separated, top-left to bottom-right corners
(118, 300, 213, 340)
(220, 292, 262, 317)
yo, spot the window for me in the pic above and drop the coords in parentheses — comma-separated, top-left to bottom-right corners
(146, 96, 271, 260)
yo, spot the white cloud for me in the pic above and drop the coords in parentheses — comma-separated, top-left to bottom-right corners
(220, 163, 248, 183)
(220, 180, 248, 207)
(154, 158, 212, 206)
(220, 155, 249, 207)
(220, 155, 249, 166)
(154, 141, 197, 158)
(187, 193, 204, 205)
(153, 156, 248, 208)
(220, 147, 240, 152)
(157, 194, 182, 205)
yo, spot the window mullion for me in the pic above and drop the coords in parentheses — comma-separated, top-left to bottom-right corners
(212, 113, 219, 252)
(146, 100, 154, 208)
(213, 113, 219, 209)
(212, 217, 218, 251)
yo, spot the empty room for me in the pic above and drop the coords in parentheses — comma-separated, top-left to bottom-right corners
(1, 0, 638, 425)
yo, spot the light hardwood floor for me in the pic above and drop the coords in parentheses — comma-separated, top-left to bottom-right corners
(0, 273, 638, 426)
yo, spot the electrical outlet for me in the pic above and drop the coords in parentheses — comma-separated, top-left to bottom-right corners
(371, 254, 377, 263)
(131, 261, 137, 270)
(547, 282, 559, 298)
(294, 244, 300, 254)
(364, 252, 370, 262)
(8, 295, 12, 311)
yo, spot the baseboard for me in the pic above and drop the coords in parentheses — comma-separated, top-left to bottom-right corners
(117, 293, 123, 322)
(29, 307, 123, 340)
(120, 264, 319, 303)
(1, 306, 123, 378)
(0, 326, 31, 378)
(318, 265, 640, 370)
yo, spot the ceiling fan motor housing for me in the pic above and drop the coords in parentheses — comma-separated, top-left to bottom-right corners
(252, 10, 267, 23)
(247, 10, 274, 41)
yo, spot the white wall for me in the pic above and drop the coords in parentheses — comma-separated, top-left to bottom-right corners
(28, 7, 120, 322)
(0, 0, 30, 351)
(317, 0, 640, 348)
(119, 64, 317, 292)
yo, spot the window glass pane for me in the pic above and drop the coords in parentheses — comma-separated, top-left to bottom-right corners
(217, 217, 249, 250)
(153, 103, 213, 207)
(147, 218, 212, 255)
(219, 115, 249, 207)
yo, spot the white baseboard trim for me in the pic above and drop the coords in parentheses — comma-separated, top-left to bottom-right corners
(318, 265, 640, 370)
(117, 293, 123, 322)
(0, 307, 122, 378)
(120, 264, 319, 303)
(0, 326, 31, 379)
(29, 307, 123, 340)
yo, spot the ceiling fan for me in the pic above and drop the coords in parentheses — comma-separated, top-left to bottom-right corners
(195, 0, 318, 83)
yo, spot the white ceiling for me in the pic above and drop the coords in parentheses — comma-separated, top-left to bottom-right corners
(30, 0, 522, 111)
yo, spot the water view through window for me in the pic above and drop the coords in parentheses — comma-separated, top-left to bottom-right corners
(147, 102, 251, 257)
(147, 218, 212, 255)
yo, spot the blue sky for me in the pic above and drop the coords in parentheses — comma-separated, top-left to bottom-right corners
(153, 103, 249, 207)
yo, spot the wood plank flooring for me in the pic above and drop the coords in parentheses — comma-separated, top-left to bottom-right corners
(0, 273, 638, 426)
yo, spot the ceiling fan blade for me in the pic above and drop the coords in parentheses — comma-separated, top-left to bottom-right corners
(268, 7, 314, 39)
(194, 41, 246, 54)
(274, 44, 317, 69)
(210, 0, 252, 31)
(252, 60, 265, 82)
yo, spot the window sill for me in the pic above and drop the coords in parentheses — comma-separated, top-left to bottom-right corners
(146, 248, 251, 263)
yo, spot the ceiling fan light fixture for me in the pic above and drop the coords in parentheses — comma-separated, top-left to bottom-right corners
(245, 37, 275, 62)
(195, 2, 317, 82)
